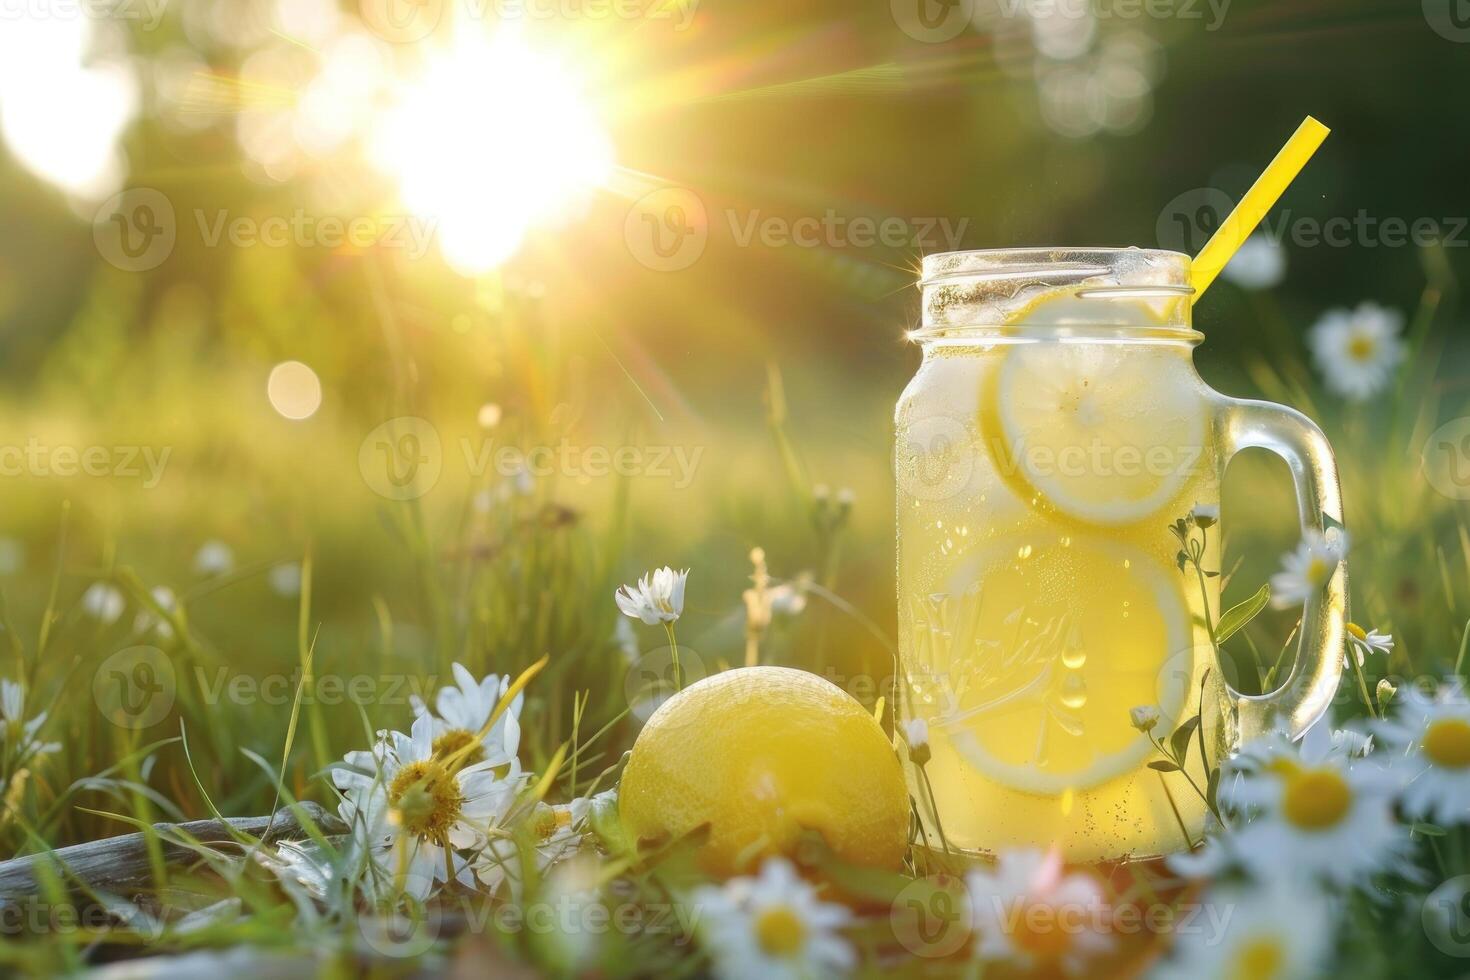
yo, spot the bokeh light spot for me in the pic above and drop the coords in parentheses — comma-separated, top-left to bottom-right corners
(267, 361, 323, 420)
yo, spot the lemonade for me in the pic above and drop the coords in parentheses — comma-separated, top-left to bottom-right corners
(896, 249, 1231, 862)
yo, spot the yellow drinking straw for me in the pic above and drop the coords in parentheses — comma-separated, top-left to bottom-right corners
(1190, 115, 1330, 302)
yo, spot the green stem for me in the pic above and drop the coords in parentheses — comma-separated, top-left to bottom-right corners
(663, 622, 682, 692)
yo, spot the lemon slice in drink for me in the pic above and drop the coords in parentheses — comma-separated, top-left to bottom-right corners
(939, 536, 1192, 796)
(977, 292, 1206, 526)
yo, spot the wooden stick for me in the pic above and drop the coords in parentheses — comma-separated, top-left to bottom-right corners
(0, 802, 343, 900)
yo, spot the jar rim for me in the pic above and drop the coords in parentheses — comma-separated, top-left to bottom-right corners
(914, 246, 1197, 337)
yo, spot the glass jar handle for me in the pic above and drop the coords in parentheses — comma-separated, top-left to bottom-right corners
(1217, 397, 1348, 742)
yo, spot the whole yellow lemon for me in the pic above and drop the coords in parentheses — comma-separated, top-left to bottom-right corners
(619, 665, 910, 877)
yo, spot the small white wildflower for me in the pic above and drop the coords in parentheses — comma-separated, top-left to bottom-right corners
(1189, 502, 1220, 526)
(1345, 622, 1393, 668)
(1129, 705, 1161, 733)
(133, 586, 178, 639)
(81, 583, 125, 624)
(0, 678, 60, 764)
(693, 858, 855, 980)
(1219, 233, 1286, 290)
(193, 540, 234, 577)
(0, 538, 23, 575)
(615, 566, 688, 625)
(1269, 528, 1347, 608)
(904, 717, 929, 751)
(268, 562, 302, 597)
(1308, 301, 1406, 400)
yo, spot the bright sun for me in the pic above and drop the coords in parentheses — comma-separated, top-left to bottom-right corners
(369, 29, 615, 276)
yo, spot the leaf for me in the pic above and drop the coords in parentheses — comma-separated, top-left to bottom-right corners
(1216, 583, 1272, 644)
(1170, 716, 1201, 764)
(1148, 760, 1181, 773)
(1175, 551, 1188, 573)
(1206, 766, 1221, 812)
(1411, 822, 1448, 837)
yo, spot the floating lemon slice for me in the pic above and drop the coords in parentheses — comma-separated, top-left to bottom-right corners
(938, 536, 1193, 796)
(980, 333, 1206, 527)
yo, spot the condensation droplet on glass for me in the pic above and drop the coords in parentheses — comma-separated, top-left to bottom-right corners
(1060, 672, 1087, 709)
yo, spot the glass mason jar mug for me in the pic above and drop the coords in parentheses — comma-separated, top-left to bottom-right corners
(894, 248, 1347, 863)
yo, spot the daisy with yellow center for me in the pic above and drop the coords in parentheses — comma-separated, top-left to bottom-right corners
(1345, 621, 1394, 669)
(1307, 301, 1406, 401)
(1377, 689, 1470, 825)
(692, 858, 854, 980)
(965, 849, 1112, 975)
(409, 662, 524, 773)
(333, 712, 526, 900)
(1269, 527, 1348, 609)
(1225, 723, 1409, 890)
(1153, 878, 1330, 980)
(473, 794, 595, 898)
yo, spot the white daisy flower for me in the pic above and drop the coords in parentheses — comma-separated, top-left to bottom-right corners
(332, 713, 526, 900)
(193, 540, 235, 577)
(80, 582, 125, 624)
(473, 795, 593, 898)
(409, 662, 523, 769)
(268, 562, 302, 597)
(1152, 877, 1331, 980)
(1307, 301, 1406, 401)
(1376, 688, 1470, 825)
(0, 678, 60, 765)
(133, 586, 178, 639)
(1345, 622, 1393, 668)
(1219, 233, 1287, 290)
(692, 858, 855, 980)
(965, 849, 1112, 975)
(1225, 725, 1411, 889)
(615, 566, 688, 625)
(1269, 528, 1347, 609)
